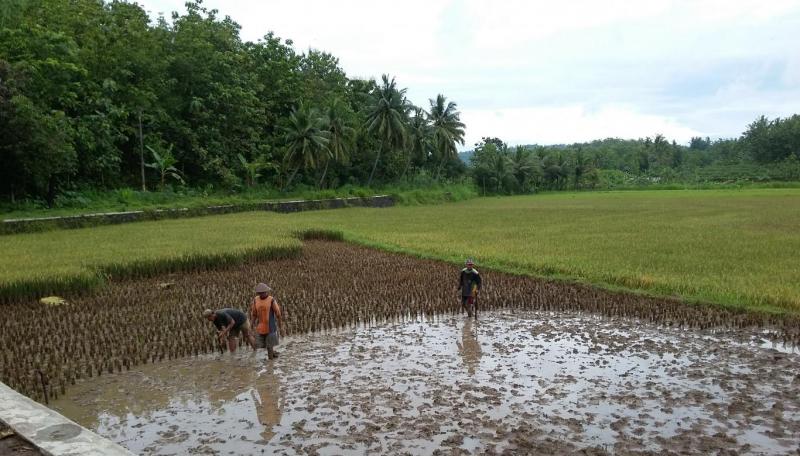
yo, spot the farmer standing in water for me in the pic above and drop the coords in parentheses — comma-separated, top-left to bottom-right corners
(249, 282, 283, 360)
(458, 258, 482, 318)
(204, 308, 257, 353)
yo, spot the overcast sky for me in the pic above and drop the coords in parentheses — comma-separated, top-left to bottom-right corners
(138, 0, 800, 148)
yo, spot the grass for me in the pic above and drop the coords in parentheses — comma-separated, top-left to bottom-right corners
(0, 183, 476, 220)
(1, 188, 799, 314)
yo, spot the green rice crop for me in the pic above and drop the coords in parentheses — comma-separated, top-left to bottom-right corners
(1, 188, 799, 313)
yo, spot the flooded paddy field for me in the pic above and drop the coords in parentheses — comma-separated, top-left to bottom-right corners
(52, 311, 800, 455)
(3, 240, 800, 454)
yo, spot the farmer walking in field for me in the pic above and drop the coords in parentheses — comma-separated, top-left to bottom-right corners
(204, 307, 257, 353)
(249, 282, 284, 360)
(458, 258, 482, 318)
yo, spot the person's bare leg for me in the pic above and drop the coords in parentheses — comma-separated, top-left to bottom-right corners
(245, 329, 256, 351)
(228, 337, 238, 353)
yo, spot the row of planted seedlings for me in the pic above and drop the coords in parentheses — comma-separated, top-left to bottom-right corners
(2, 240, 800, 403)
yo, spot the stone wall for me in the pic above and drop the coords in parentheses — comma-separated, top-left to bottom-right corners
(1, 195, 394, 235)
(0, 382, 133, 455)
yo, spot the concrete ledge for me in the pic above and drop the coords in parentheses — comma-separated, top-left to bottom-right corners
(0, 382, 132, 456)
(1, 195, 395, 235)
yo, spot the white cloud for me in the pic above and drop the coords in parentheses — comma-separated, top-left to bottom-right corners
(461, 104, 701, 147)
(137, 0, 800, 146)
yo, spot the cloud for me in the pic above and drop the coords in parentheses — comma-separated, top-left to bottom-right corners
(461, 104, 701, 147)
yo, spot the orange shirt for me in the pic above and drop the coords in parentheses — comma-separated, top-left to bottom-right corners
(252, 296, 280, 335)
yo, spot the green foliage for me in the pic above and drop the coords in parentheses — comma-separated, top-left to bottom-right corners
(428, 94, 465, 179)
(742, 115, 800, 164)
(281, 103, 330, 190)
(365, 75, 410, 186)
(145, 145, 184, 189)
(471, 139, 543, 194)
(0, 0, 467, 204)
(469, 113, 800, 196)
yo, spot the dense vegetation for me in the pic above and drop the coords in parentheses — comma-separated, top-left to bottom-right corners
(469, 115, 800, 194)
(0, 0, 466, 206)
(2, 189, 799, 314)
(2, 0, 799, 214)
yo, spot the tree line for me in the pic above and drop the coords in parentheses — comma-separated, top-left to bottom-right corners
(1, 0, 798, 206)
(0, 0, 466, 204)
(469, 114, 800, 194)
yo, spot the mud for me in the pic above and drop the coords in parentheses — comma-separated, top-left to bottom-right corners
(0, 421, 44, 455)
(4, 241, 799, 403)
(51, 311, 800, 455)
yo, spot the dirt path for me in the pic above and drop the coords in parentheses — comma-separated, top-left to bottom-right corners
(51, 311, 800, 455)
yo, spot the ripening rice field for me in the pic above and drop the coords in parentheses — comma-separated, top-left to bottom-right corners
(1, 189, 799, 313)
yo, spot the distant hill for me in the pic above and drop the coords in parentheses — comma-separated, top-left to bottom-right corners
(458, 151, 474, 164)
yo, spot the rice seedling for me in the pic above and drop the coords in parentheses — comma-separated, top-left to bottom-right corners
(1, 241, 798, 403)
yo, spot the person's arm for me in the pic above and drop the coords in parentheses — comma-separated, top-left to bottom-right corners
(272, 300, 286, 333)
(475, 270, 482, 291)
(249, 299, 258, 327)
(217, 313, 234, 337)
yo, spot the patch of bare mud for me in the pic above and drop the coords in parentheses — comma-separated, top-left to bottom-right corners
(51, 311, 800, 455)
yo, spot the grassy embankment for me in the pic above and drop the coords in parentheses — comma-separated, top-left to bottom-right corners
(1, 188, 798, 314)
(0, 183, 476, 220)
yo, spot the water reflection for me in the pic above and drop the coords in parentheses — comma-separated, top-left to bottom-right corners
(50, 313, 800, 455)
(51, 353, 284, 452)
(457, 319, 482, 375)
(252, 363, 281, 441)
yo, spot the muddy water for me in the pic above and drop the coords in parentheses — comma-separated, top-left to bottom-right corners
(52, 311, 800, 455)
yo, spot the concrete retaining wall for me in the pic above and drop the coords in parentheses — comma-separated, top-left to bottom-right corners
(1, 195, 394, 235)
(0, 382, 132, 456)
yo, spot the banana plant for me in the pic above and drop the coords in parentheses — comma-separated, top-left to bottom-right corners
(145, 145, 184, 190)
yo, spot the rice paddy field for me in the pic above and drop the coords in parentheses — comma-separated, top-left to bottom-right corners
(2, 241, 799, 455)
(1, 188, 799, 313)
(2, 189, 800, 454)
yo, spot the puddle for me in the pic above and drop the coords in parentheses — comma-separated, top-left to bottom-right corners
(51, 311, 800, 455)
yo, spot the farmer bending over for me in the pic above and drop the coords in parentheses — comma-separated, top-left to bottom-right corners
(458, 258, 482, 318)
(250, 282, 284, 360)
(203, 308, 256, 353)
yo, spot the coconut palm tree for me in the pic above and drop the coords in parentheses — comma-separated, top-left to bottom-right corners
(282, 103, 329, 191)
(543, 152, 568, 190)
(365, 74, 409, 186)
(510, 145, 541, 193)
(404, 107, 432, 178)
(319, 99, 355, 188)
(428, 94, 465, 179)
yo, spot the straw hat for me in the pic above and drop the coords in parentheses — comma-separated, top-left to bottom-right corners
(254, 283, 272, 293)
(202, 309, 214, 318)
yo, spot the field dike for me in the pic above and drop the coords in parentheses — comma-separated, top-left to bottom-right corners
(1, 240, 798, 403)
(0, 195, 395, 235)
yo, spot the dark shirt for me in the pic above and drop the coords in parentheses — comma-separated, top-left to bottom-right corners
(459, 268, 482, 297)
(213, 308, 247, 330)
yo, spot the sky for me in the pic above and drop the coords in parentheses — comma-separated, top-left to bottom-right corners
(137, 0, 800, 148)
